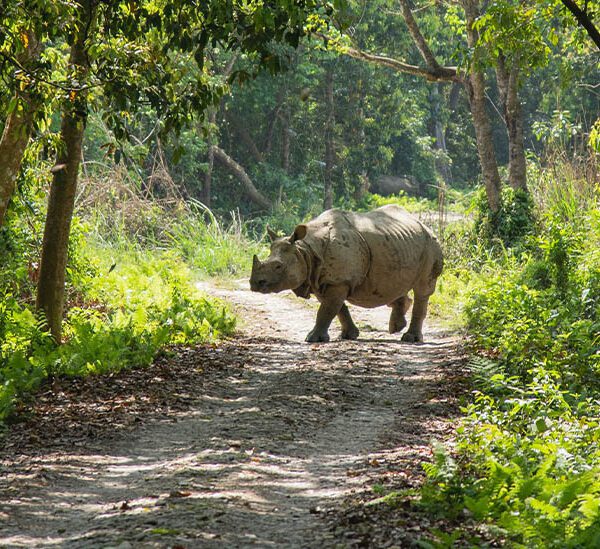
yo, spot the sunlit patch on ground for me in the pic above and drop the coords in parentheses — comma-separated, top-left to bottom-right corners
(0, 282, 466, 548)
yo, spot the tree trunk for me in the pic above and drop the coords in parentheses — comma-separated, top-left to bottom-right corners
(430, 83, 453, 185)
(496, 55, 527, 191)
(463, 0, 502, 213)
(201, 52, 239, 207)
(323, 65, 335, 210)
(0, 31, 43, 228)
(36, 1, 94, 342)
(263, 87, 285, 155)
(212, 145, 272, 210)
(202, 108, 217, 207)
(281, 103, 291, 173)
(355, 80, 369, 201)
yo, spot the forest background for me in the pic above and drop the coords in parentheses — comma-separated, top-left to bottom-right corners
(1, 0, 599, 546)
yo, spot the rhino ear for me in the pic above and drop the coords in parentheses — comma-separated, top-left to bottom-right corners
(266, 226, 278, 242)
(290, 224, 308, 243)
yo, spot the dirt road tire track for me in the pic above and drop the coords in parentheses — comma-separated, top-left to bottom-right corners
(0, 281, 463, 548)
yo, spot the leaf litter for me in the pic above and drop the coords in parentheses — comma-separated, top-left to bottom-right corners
(0, 280, 468, 548)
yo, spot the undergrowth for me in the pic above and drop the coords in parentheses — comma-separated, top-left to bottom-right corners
(0, 170, 244, 422)
(368, 158, 600, 548)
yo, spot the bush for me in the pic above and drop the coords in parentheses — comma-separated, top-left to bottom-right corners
(474, 186, 536, 247)
(415, 164, 600, 547)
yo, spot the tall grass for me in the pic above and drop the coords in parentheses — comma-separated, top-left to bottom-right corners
(168, 200, 264, 277)
(77, 168, 264, 277)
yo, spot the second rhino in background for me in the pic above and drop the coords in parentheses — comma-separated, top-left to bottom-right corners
(250, 205, 443, 343)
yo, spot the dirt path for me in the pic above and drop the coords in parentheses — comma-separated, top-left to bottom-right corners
(0, 281, 463, 548)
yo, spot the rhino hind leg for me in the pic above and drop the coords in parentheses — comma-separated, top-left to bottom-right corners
(338, 304, 359, 340)
(389, 296, 413, 334)
(401, 294, 429, 343)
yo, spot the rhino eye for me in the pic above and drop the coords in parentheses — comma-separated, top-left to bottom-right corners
(274, 263, 283, 270)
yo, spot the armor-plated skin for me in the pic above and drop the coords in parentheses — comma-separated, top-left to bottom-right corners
(250, 205, 443, 343)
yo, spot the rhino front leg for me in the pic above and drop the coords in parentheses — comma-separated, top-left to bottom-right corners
(401, 294, 429, 343)
(338, 304, 359, 340)
(306, 286, 348, 343)
(389, 296, 413, 334)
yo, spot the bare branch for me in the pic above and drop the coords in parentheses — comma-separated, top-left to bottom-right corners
(212, 145, 272, 210)
(397, 0, 441, 71)
(343, 44, 460, 82)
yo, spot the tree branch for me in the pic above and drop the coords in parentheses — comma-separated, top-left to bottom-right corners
(343, 44, 460, 82)
(212, 145, 272, 210)
(561, 0, 600, 51)
(397, 0, 442, 71)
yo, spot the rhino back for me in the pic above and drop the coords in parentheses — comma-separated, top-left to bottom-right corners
(351, 205, 441, 306)
(349, 206, 433, 265)
(301, 209, 371, 291)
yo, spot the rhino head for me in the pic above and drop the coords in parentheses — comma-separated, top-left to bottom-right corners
(250, 225, 308, 294)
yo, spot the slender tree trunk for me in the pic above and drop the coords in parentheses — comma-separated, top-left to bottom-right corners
(496, 55, 527, 191)
(430, 83, 452, 185)
(0, 31, 42, 227)
(263, 87, 285, 155)
(355, 80, 369, 201)
(212, 145, 272, 210)
(201, 53, 239, 207)
(323, 65, 335, 210)
(202, 108, 216, 207)
(281, 103, 291, 173)
(36, 0, 94, 342)
(463, 0, 502, 213)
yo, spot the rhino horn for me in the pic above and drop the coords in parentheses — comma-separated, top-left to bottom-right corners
(252, 254, 261, 269)
(266, 226, 278, 241)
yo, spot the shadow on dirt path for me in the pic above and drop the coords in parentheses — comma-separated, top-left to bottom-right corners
(0, 281, 465, 548)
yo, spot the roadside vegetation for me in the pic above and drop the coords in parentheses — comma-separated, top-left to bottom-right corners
(0, 166, 238, 421)
(376, 152, 600, 547)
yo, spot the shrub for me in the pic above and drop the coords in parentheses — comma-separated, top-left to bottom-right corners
(473, 186, 536, 247)
(415, 163, 600, 547)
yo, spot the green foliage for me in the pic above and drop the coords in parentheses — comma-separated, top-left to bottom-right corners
(467, 195, 599, 387)
(0, 250, 235, 421)
(473, 186, 536, 247)
(419, 371, 600, 548)
(0, 192, 237, 422)
(416, 163, 600, 547)
(474, 1, 551, 72)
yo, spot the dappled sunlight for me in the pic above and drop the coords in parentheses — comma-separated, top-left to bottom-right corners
(1, 283, 462, 547)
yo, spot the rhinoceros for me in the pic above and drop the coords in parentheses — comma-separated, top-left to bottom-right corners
(250, 205, 443, 343)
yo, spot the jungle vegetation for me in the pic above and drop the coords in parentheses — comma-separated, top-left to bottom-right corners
(1, 0, 599, 545)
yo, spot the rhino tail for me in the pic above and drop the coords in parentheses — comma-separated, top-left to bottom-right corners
(431, 256, 444, 280)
